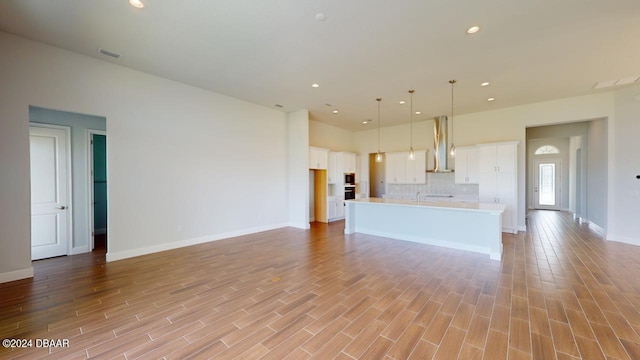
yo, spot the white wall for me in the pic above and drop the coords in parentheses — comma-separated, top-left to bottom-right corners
(569, 136, 587, 217)
(309, 120, 355, 152)
(609, 85, 640, 244)
(0, 32, 290, 280)
(288, 110, 310, 229)
(29, 106, 107, 254)
(587, 119, 608, 230)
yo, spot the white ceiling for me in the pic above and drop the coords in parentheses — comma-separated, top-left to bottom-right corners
(1, 0, 639, 131)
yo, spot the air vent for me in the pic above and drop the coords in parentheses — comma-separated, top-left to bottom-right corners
(98, 48, 122, 59)
(593, 76, 639, 90)
(274, 104, 284, 108)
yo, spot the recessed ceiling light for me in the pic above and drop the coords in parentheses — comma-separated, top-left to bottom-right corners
(399, 101, 406, 105)
(312, 83, 319, 88)
(487, 97, 495, 102)
(332, 110, 339, 114)
(315, 13, 326, 22)
(481, 82, 490, 87)
(467, 26, 480, 34)
(362, 120, 370, 124)
(129, 0, 144, 8)
(415, 111, 421, 115)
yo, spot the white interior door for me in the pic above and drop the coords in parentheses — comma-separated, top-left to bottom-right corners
(30, 126, 70, 260)
(534, 159, 561, 210)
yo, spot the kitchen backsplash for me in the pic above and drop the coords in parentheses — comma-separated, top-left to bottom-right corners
(387, 172, 478, 197)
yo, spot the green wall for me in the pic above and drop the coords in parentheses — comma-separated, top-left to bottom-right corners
(93, 134, 107, 233)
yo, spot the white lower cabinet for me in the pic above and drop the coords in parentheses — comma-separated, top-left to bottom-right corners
(478, 141, 518, 234)
(327, 197, 345, 221)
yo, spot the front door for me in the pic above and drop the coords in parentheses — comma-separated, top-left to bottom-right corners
(534, 159, 561, 210)
(30, 125, 70, 260)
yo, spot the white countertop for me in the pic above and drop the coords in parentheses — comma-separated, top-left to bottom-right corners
(383, 194, 479, 203)
(346, 197, 505, 214)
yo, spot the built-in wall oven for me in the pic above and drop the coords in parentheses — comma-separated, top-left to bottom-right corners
(344, 186, 355, 200)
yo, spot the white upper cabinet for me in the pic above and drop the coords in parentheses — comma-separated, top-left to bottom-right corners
(327, 151, 357, 183)
(406, 150, 426, 184)
(454, 146, 479, 184)
(386, 152, 405, 184)
(309, 147, 328, 170)
(386, 150, 427, 184)
(342, 152, 357, 173)
(327, 151, 338, 183)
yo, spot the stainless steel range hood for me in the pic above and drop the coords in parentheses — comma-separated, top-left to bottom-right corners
(433, 115, 452, 172)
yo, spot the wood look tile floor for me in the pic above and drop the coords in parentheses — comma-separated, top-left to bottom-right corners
(2, 210, 640, 359)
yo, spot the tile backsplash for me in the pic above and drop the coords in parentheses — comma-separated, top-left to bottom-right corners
(387, 172, 478, 197)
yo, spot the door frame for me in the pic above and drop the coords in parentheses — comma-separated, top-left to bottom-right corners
(29, 123, 73, 258)
(87, 129, 107, 251)
(533, 158, 562, 210)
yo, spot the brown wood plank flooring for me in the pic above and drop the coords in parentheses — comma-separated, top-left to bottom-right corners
(2, 210, 640, 359)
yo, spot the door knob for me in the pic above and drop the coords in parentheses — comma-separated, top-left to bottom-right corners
(56, 206, 67, 210)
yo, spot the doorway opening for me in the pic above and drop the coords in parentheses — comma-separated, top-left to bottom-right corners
(89, 131, 107, 252)
(369, 153, 385, 198)
(29, 106, 107, 259)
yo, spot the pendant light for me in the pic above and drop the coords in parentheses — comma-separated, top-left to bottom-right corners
(375, 98, 383, 162)
(449, 80, 456, 158)
(408, 89, 415, 160)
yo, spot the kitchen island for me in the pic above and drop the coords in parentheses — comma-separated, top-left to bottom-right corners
(344, 198, 506, 260)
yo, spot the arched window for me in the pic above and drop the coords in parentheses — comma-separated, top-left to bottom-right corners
(535, 145, 560, 155)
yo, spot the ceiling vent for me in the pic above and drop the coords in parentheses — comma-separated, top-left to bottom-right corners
(593, 76, 639, 90)
(98, 48, 122, 59)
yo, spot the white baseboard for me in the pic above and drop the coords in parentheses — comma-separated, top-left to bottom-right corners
(309, 216, 315, 222)
(106, 222, 289, 262)
(518, 225, 527, 232)
(606, 233, 640, 246)
(0, 267, 34, 284)
(289, 222, 310, 230)
(94, 228, 107, 235)
(588, 221, 605, 235)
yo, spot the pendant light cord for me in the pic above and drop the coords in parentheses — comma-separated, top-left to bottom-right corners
(376, 98, 381, 153)
(450, 80, 454, 143)
(409, 90, 414, 148)
(449, 80, 456, 158)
